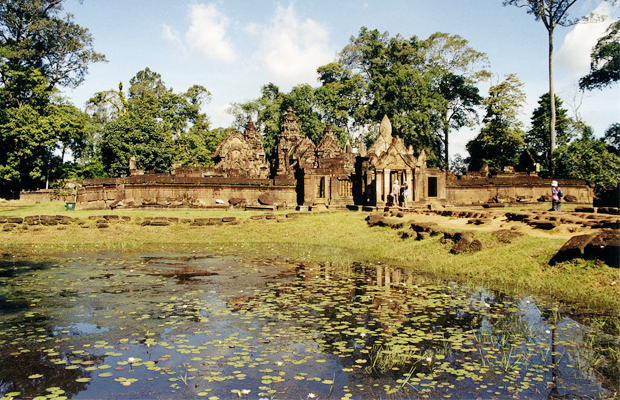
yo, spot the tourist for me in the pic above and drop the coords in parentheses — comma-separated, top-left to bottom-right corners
(402, 183, 409, 208)
(392, 180, 400, 207)
(551, 180, 563, 211)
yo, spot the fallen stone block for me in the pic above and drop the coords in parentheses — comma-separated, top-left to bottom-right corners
(410, 222, 438, 232)
(584, 230, 619, 268)
(482, 203, 505, 208)
(366, 213, 384, 227)
(258, 193, 274, 205)
(229, 197, 245, 206)
(493, 229, 524, 243)
(149, 220, 170, 226)
(468, 239, 483, 252)
(450, 237, 472, 254)
(598, 207, 620, 215)
(416, 231, 431, 241)
(550, 234, 597, 264)
(564, 195, 578, 202)
(551, 230, 619, 268)
(529, 221, 560, 230)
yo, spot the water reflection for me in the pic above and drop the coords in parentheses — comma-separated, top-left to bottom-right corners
(0, 253, 616, 399)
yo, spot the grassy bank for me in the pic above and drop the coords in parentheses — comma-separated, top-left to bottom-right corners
(1, 201, 619, 314)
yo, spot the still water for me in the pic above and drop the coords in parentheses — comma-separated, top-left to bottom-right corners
(0, 251, 617, 399)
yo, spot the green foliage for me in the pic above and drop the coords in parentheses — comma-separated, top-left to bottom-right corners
(339, 27, 444, 161)
(229, 81, 355, 159)
(503, 0, 601, 157)
(228, 83, 285, 158)
(0, 0, 104, 197)
(89, 68, 219, 174)
(0, 104, 56, 196)
(315, 62, 366, 134)
(555, 133, 620, 195)
(228, 28, 488, 169)
(526, 93, 574, 173)
(466, 74, 526, 170)
(100, 112, 174, 177)
(580, 19, 620, 91)
(603, 123, 620, 155)
(0, 0, 106, 91)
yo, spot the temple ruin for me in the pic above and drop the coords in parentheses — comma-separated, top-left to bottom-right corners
(55, 108, 594, 210)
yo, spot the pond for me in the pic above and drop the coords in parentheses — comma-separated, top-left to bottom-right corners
(0, 250, 618, 399)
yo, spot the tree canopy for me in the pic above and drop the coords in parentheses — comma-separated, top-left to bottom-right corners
(579, 19, 620, 91)
(526, 93, 574, 173)
(92, 68, 219, 177)
(0, 0, 104, 198)
(503, 0, 610, 170)
(466, 74, 526, 170)
(555, 129, 620, 195)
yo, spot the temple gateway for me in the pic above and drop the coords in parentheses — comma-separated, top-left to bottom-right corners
(72, 108, 593, 210)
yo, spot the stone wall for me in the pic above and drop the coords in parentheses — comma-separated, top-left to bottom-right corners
(447, 177, 594, 205)
(77, 175, 297, 210)
(20, 189, 75, 203)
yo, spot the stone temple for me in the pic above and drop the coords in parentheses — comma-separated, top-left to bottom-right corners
(71, 107, 593, 210)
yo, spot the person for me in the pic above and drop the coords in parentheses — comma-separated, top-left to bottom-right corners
(551, 180, 563, 211)
(402, 183, 409, 208)
(392, 179, 400, 207)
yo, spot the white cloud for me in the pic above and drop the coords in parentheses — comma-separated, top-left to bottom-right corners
(161, 24, 184, 49)
(255, 4, 335, 86)
(185, 3, 236, 63)
(557, 3, 616, 78)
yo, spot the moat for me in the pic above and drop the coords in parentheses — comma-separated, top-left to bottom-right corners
(0, 250, 617, 399)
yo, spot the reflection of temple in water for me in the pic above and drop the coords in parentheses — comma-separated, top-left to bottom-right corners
(71, 107, 593, 210)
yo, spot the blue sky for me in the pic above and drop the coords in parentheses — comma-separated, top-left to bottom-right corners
(61, 0, 619, 158)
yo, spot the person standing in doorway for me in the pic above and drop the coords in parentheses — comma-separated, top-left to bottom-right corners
(392, 180, 400, 207)
(551, 180, 563, 211)
(402, 183, 409, 208)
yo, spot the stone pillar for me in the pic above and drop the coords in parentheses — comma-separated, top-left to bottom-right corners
(406, 170, 414, 205)
(375, 170, 383, 206)
(383, 169, 391, 204)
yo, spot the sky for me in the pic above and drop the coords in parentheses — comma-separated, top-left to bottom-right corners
(60, 0, 620, 159)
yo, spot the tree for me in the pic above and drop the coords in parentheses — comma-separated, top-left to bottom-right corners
(228, 83, 286, 158)
(436, 73, 483, 170)
(315, 62, 366, 139)
(466, 74, 526, 170)
(526, 93, 574, 173)
(503, 0, 609, 168)
(421, 32, 489, 170)
(555, 131, 620, 195)
(89, 68, 218, 174)
(603, 122, 620, 155)
(338, 28, 444, 164)
(579, 19, 620, 90)
(0, 0, 104, 197)
(100, 112, 174, 177)
(0, 0, 105, 94)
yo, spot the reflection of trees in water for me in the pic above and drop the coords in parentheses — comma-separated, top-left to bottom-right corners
(248, 261, 614, 398)
(0, 317, 94, 398)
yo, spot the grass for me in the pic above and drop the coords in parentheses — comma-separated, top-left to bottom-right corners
(1, 200, 619, 315)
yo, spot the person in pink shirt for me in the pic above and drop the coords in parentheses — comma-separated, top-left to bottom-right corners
(551, 180, 563, 211)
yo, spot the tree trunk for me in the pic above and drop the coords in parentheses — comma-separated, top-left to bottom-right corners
(444, 110, 449, 172)
(548, 26, 557, 173)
